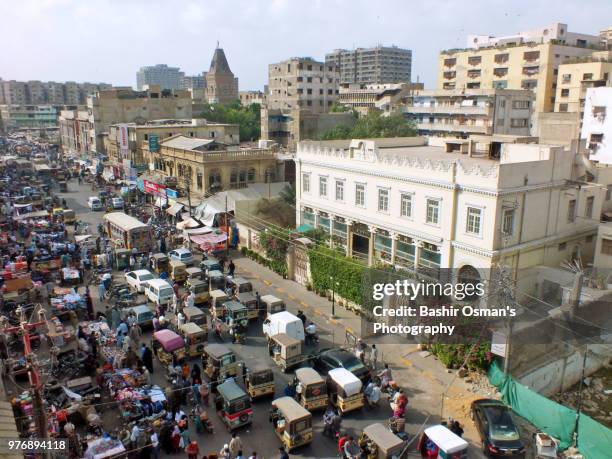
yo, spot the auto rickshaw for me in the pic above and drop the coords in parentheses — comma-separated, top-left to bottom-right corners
(183, 306, 207, 327)
(327, 368, 364, 414)
(270, 396, 313, 451)
(268, 333, 303, 373)
(169, 259, 187, 282)
(200, 258, 221, 275)
(186, 266, 204, 281)
(187, 278, 210, 306)
(58, 181, 67, 192)
(215, 379, 253, 431)
(207, 270, 226, 291)
(52, 207, 64, 219)
(152, 329, 186, 365)
(261, 294, 286, 317)
(226, 277, 253, 294)
(150, 253, 169, 275)
(360, 423, 406, 459)
(210, 289, 230, 320)
(180, 322, 208, 358)
(114, 248, 131, 271)
(63, 208, 76, 224)
(246, 367, 275, 401)
(202, 344, 239, 381)
(418, 425, 468, 459)
(237, 290, 258, 320)
(294, 367, 327, 411)
(224, 301, 249, 330)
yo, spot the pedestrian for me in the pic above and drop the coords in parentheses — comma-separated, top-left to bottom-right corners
(199, 381, 210, 406)
(98, 282, 105, 301)
(228, 259, 235, 277)
(185, 440, 200, 459)
(142, 366, 151, 385)
(278, 446, 289, 459)
(229, 432, 243, 458)
(247, 452, 257, 459)
(142, 345, 154, 373)
(219, 444, 231, 459)
(149, 428, 160, 459)
(130, 323, 142, 349)
(370, 344, 378, 370)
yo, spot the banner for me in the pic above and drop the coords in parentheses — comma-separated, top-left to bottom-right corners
(143, 179, 165, 196)
(118, 124, 129, 158)
(149, 134, 159, 152)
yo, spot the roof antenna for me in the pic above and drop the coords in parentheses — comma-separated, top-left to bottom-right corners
(216, 40, 219, 48)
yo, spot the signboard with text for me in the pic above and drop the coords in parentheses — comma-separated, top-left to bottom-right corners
(143, 179, 165, 196)
(118, 124, 129, 158)
(149, 134, 159, 152)
(166, 188, 179, 199)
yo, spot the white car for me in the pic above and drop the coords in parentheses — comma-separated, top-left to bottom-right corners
(168, 248, 195, 266)
(125, 269, 156, 293)
(88, 196, 102, 211)
(111, 197, 124, 209)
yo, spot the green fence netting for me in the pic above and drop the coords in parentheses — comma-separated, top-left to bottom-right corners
(488, 361, 612, 459)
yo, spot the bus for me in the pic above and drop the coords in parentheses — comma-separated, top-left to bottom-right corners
(102, 212, 152, 253)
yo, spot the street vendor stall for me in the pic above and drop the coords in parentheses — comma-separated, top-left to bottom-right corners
(50, 287, 87, 319)
(61, 267, 81, 286)
(84, 437, 126, 459)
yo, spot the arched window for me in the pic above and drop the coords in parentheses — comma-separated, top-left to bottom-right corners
(247, 168, 256, 182)
(239, 170, 246, 183)
(230, 169, 238, 186)
(208, 169, 221, 189)
(264, 167, 276, 183)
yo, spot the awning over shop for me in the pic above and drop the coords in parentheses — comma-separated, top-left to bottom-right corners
(176, 218, 202, 230)
(184, 226, 213, 235)
(13, 210, 50, 221)
(190, 231, 228, 250)
(166, 202, 184, 216)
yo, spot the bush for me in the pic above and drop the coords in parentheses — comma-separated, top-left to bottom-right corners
(308, 247, 365, 305)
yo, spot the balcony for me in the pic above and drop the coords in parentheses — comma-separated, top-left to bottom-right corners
(522, 66, 540, 76)
(443, 59, 456, 68)
(493, 68, 509, 78)
(467, 70, 481, 79)
(406, 104, 491, 115)
(417, 121, 491, 134)
(443, 71, 456, 80)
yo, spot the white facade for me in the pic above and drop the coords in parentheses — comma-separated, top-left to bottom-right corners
(295, 138, 603, 283)
(582, 87, 612, 164)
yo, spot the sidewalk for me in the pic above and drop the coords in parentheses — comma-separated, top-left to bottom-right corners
(233, 254, 490, 457)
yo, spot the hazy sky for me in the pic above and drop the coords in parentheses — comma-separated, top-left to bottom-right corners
(1, 0, 610, 90)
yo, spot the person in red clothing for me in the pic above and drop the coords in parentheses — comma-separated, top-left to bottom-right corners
(338, 433, 350, 454)
(185, 440, 200, 459)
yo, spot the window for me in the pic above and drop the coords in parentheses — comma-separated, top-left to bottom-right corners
(302, 173, 310, 193)
(426, 199, 440, 225)
(400, 193, 412, 218)
(467, 82, 481, 89)
(586, 235, 594, 243)
(511, 118, 529, 128)
(247, 168, 256, 182)
(494, 53, 509, 64)
(512, 100, 531, 109)
(466, 207, 482, 235)
(319, 177, 327, 197)
(521, 79, 538, 90)
(590, 133, 604, 143)
(307, 88, 312, 95)
(561, 89, 569, 97)
(559, 103, 568, 112)
(502, 209, 515, 236)
(523, 51, 540, 61)
(567, 199, 576, 223)
(583, 73, 593, 80)
(562, 74, 571, 84)
(306, 77, 312, 83)
(558, 242, 567, 251)
(355, 183, 365, 206)
(492, 81, 508, 89)
(606, 185, 612, 201)
(444, 58, 456, 67)
(378, 189, 389, 212)
(335, 180, 344, 201)
(468, 56, 482, 66)
(601, 239, 612, 255)
(586, 196, 594, 219)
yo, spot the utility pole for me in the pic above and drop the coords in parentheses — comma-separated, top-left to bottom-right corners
(573, 345, 588, 447)
(225, 194, 229, 257)
(496, 266, 515, 374)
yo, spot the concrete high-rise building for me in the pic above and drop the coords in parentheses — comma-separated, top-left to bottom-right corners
(437, 23, 604, 113)
(206, 47, 239, 104)
(0, 80, 27, 104)
(326, 46, 413, 85)
(0, 79, 111, 105)
(136, 64, 184, 90)
(266, 57, 339, 114)
(179, 74, 206, 90)
(26, 81, 46, 104)
(45, 82, 68, 105)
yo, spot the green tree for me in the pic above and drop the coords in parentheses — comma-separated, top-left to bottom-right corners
(278, 183, 296, 207)
(196, 101, 261, 141)
(320, 110, 416, 140)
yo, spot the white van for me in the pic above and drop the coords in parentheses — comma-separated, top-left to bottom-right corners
(143, 278, 174, 307)
(263, 311, 305, 342)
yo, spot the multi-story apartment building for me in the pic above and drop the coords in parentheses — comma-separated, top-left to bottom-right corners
(0, 105, 75, 130)
(267, 57, 339, 114)
(136, 64, 183, 90)
(581, 87, 612, 164)
(326, 46, 413, 85)
(142, 135, 278, 194)
(103, 118, 240, 170)
(45, 82, 67, 105)
(438, 23, 604, 113)
(402, 89, 534, 138)
(206, 47, 239, 104)
(239, 91, 265, 107)
(179, 74, 206, 90)
(337, 83, 423, 115)
(295, 137, 603, 284)
(0, 80, 27, 104)
(26, 81, 46, 104)
(59, 110, 94, 157)
(60, 85, 192, 155)
(554, 53, 612, 115)
(0, 80, 112, 106)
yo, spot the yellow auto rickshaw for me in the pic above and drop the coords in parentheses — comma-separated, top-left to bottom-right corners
(150, 253, 169, 275)
(179, 322, 208, 358)
(268, 333, 303, 373)
(215, 379, 253, 431)
(261, 294, 286, 317)
(152, 329, 186, 365)
(360, 423, 406, 459)
(183, 306, 207, 327)
(294, 367, 328, 411)
(270, 396, 313, 451)
(327, 368, 364, 414)
(62, 209, 76, 224)
(246, 367, 275, 401)
(187, 278, 210, 306)
(202, 344, 239, 381)
(169, 259, 187, 282)
(210, 289, 230, 320)
(186, 266, 204, 281)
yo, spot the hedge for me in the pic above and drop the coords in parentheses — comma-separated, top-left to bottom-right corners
(240, 246, 288, 277)
(307, 246, 365, 305)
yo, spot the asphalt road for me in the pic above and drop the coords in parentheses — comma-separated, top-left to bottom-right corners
(58, 180, 398, 459)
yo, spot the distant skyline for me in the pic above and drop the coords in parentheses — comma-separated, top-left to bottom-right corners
(1, 0, 610, 91)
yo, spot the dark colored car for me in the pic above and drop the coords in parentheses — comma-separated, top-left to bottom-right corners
(313, 348, 370, 383)
(470, 399, 526, 457)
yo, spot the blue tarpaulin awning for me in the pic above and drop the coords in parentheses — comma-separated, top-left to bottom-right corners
(296, 224, 314, 233)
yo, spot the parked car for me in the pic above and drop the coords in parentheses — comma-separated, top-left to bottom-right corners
(168, 248, 195, 266)
(470, 399, 526, 457)
(313, 348, 370, 383)
(88, 196, 102, 211)
(111, 196, 124, 209)
(125, 269, 156, 293)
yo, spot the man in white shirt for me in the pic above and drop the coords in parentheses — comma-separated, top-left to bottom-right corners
(305, 321, 317, 345)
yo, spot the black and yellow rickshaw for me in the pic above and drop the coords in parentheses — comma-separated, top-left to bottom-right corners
(270, 396, 313, 451)
(224, 301, 249, 330)
(245, 367, 275, 401)
(206, 270, 226, 291)
(294, 367, 328, 411)
(150, 253, 169, 275)
(261, 294, 286, 317)
(179, 322, 208, 358)
(183, 306, 207, 327)
(210, 289, 230, 320)
(186, 266, 205, 281)
(202, 344, 239, 381)
(215, 379, 253, 431)
(360, 423, 406, 459)
(169, 259, 187, 283)
(187, 278, 209, 306)
(268, 333, 303, 373)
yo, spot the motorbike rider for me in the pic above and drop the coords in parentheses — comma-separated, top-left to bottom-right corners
(305, 321, 317, 345)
